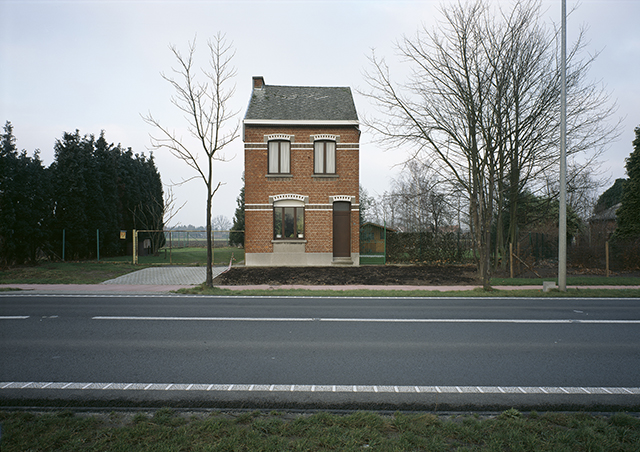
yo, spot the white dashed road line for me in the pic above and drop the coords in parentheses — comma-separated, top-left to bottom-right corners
(1, 382, 639, 395)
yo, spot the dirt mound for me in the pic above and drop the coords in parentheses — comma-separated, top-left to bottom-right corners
(212, 264, 479, 286)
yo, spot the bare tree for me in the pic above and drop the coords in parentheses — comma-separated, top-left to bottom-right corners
(143, 33, 239, 287)
(361, 0, 619, 287)
(386, 160, 452, 234)
(363, 0, 497, 287)
(211, 215, 232, 231)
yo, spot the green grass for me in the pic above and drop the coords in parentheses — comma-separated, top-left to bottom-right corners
(1, 409, 638, 451)
(0, 262, 148, 284)
(102, 247, 244, 266)
(491, 276, 640, 286)
(360, 255, 386, 265)
(180, 285, 640, 298)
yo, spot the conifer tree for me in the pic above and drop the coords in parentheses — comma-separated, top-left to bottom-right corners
(0, 121, 51, 264)
(229, 176, 245, 247)
(615, 127, 640, 239)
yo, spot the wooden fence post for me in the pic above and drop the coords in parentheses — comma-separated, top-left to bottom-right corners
(605, 240, 610, 277)
(510, 242, 514, 279)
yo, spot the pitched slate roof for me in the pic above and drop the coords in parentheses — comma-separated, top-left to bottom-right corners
(245, 83, 358, 122)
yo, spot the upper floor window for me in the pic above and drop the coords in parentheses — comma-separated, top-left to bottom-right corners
(268, 140, 290, 174)
(314, 140, 336, 174)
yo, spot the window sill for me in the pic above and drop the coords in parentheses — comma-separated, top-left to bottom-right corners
(313, 174, 339, 180)
(266, 174, 293, 179)
(272, 239, 307, 244)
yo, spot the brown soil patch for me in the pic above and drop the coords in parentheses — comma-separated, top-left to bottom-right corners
(212, 264, 480, 286)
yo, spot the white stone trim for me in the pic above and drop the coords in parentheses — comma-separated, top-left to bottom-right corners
(312, 134, 338, 142)
(330, 195, 355, 203)
(265, 134, 293, 142)
(245, 142, 359, 146)
(269, 194, 309, 204)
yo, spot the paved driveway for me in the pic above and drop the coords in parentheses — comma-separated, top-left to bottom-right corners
(102, 266, 226, 285)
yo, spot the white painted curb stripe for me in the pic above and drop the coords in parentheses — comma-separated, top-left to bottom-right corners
(91, 316, 640, 324)
(1, 382, 638, 395)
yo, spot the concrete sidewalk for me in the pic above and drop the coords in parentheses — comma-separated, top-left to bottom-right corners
(102, 266, 216, 285)
(0, 266, 225, 294)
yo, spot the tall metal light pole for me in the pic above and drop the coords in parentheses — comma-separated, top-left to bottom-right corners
(559, 0, 567, 291)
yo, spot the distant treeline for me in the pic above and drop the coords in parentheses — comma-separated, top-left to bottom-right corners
(0, 121, 164, 264)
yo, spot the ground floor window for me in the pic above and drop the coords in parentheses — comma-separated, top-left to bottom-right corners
(274, 206, 304, 239)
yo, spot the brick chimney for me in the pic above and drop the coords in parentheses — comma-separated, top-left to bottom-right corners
(253, 76, 265, 89)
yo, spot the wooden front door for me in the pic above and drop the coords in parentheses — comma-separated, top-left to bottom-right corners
(333, 202, 351, 258)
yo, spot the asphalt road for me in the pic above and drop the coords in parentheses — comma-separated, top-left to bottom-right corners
(1, 294, 639, 410)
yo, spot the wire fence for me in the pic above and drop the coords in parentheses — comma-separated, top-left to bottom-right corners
(360, 227, 639, 273)
(132, 229, 244, 265)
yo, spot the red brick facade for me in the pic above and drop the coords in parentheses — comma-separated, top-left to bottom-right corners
(244, 124, 360, 266)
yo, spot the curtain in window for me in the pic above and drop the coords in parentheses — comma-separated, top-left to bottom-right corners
(268, 141, 279, 173)
(314, 142, 324, 173)
(314, 141, 336, 174)
(326, 141, 336, 173)
(280, 141, 290, 173)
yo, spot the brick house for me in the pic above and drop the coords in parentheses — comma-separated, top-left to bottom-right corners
(243, 76, 360, 266)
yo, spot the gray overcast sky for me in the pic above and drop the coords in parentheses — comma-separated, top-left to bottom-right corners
(1, 0, 638, 227)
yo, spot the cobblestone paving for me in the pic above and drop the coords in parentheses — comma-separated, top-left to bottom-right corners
(102, 267, 225, 285)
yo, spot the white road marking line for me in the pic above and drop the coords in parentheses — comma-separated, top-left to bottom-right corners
(0, 316, 29, 320)
(3, 382, 638, 395)
(92, 316, 316, 322)
(91, 316, 640, 324)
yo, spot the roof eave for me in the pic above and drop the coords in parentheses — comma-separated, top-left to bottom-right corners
(243, 119, 359, 126)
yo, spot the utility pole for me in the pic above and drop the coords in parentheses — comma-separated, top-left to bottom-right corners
(558, 0, 567, 291)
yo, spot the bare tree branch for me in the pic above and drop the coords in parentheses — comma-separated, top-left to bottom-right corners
(142, 33, 239, 286)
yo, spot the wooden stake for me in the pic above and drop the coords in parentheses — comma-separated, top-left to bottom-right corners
(510, 242, 514, 279)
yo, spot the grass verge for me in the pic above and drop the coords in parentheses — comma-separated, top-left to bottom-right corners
(179, 285, 640, 298)
(0, 262, 149, 285)
(102, 247, 244, 266)
(491, 276, 640, 286)
(1, 409, 638, 451)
